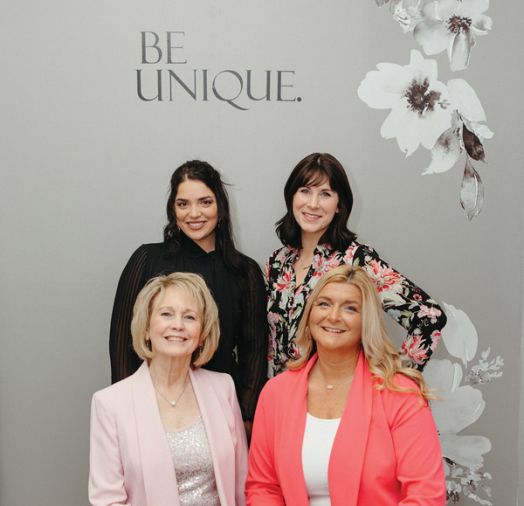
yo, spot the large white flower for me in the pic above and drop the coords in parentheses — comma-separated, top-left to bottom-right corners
(424, 79, 493, 174)
(424, 359, 491, 468)
(414, 0, 492, 71)
(358, 50, 452, 156)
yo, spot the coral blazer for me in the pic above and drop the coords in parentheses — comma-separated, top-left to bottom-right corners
(246, 353, 445, 505)
(89, 362, 248, 506)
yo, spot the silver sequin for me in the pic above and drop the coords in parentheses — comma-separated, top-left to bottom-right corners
(166, 418, 221, 505)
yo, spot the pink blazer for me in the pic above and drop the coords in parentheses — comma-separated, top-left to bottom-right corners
(89, 362, 248, 506)
(246, 353, 445, 505)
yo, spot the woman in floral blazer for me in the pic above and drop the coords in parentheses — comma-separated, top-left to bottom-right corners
(266, 152, 447, 377)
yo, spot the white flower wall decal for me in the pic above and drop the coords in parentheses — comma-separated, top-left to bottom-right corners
(366, 0, 493, 220)
(423, 302, 503, 504)
(358, 50, 452, 156)
(413, 0, 493, 71)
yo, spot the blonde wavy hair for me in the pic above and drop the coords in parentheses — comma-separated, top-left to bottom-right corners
(131, 272, 220, 368)
(287, 265, 433, 400)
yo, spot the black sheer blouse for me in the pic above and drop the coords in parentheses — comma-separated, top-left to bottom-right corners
(109, 235, 268, 421)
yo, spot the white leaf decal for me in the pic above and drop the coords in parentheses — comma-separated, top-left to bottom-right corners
(460, 158, 484, 220)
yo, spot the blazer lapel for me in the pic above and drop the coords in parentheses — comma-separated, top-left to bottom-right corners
(132, 362, 180, 506)
(278, 358, 315, 505)
(328, 352, 373, 506)
(190, 368, 233, 506)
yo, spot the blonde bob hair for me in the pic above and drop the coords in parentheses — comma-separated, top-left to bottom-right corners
(288, 265, 433, 400)
(131, 272, 220, 368)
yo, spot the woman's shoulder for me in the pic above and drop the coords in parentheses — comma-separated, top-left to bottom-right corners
(375, 373, 428, 416)
(261, 367, 303, 398)
(192, 368, 235, 389)
(236, 251, 263, 273)
(266, 245, 293, 264)
(92, 373, 135, 408)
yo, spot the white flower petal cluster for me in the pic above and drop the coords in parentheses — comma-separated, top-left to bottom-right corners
(424, 79, 493, 174)
(358, 50, 452, 156)
(424, 359, 491, 469)
(413, 0, 492, 71)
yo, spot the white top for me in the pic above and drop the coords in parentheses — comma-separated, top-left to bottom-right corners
(302, 413, 341, 506)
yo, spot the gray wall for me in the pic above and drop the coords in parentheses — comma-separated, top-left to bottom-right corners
(1, 1, 523, 504)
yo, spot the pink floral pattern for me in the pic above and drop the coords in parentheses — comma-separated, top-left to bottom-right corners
(266, 241, 447, 376)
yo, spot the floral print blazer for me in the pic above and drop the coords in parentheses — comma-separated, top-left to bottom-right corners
(265, 241, 447, 377)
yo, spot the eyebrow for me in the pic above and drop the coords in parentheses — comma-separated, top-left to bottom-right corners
(175, 195, 214, 201)
(317, 296, 360, 304)
(157, 305, 198, 313)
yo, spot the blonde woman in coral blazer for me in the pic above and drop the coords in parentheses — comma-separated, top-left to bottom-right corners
(89, 273, 248, 506)
(247, 266, 445, 505)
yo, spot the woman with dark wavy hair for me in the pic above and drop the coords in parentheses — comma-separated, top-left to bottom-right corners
(266, 152, 447, 377)
(110, 160, 267, 424)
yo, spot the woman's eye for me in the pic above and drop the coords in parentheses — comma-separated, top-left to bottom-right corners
(299, 187, 310, 194)
(320, 191, 333, 198)
(344, 306, 357, 313)
(184, 314, 197, 321)
(317, 301, 330, 308)
(161, 311, 172, 317)
(201, 199, 214, 207)
(176, 201, 187, 209)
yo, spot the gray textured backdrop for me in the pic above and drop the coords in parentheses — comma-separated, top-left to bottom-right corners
(1, 1, 523, 504)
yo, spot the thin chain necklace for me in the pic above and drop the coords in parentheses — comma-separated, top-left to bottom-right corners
(153, 376, 189, 407)
(323, 375, 354, 390)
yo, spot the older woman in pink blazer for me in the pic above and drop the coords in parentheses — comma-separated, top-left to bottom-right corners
(246, 266, 445, 505)
(89, 272, 248, 506)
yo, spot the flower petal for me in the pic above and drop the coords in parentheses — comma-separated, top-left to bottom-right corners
(423, 359, 463, 394)
(447, 78, 486, 122)
(449, 31, 474, 71)
(441, 302, 478, 364)
(423, 128, 461, 174)
(357, 65, 409, 109)
(461, 0, 490, 15)
(463, 125, 485, 161)
(460, 159, 484, 220)
(432, 385, 485, 433)
(473, 123, 494, 140)
(471, 14, 493, 34)
(440, 434, 491, 468)
(414, 20, 450, 55)
(381, 104, 421, 156)
(419, 107, 452, 150)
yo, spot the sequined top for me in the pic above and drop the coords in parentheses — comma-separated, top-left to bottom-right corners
(166, 417, 221, 505)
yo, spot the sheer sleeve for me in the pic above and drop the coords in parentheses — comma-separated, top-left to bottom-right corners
(236, 258, 269, 421)
(109, 245, 149, 383)
(352, 243, 447, 370)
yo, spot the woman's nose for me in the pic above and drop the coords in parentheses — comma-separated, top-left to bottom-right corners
(308, 192, 320, 208)
(188, 204, 201, 217)
(170, 315, 184, 329)
(327, 306, 340, 322)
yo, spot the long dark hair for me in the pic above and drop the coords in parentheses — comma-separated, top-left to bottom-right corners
(164, 160, 245, 273)
(276, 153, 357, 250)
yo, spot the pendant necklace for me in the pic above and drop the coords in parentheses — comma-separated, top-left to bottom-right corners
(153, 376, 189, 407)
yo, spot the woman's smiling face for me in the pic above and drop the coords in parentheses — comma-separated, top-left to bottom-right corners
(174, 179, 218, 252)
(292, 176, 339, 242)
(148, 286, 203, 360)
(309, 281, 362, 355)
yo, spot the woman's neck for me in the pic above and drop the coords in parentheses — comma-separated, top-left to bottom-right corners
(300, 231, 323, 257)
(149, 355, 191, 388)
(315, 348, 360, 384)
